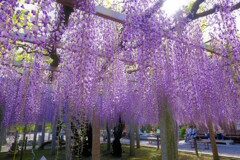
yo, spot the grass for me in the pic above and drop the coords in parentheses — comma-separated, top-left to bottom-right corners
(0, 144, 239, 160)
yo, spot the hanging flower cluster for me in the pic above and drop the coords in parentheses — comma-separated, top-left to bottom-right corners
(0, 0, 239, 129)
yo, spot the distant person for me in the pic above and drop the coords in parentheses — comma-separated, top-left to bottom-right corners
(216, 127, 224, 140)
(185, 126, 192, 142)
(191, 126, 198, 139)
(152, 128, 155, 133)
(205, 130, 210, 139)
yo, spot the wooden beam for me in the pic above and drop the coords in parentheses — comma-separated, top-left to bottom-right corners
(57, 0, 126, 23)
(95, 5, 126, 24)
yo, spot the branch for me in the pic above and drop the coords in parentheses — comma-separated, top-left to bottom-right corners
(232, 2, 240, 11)
(48, 5, 74, 67)
(186, 0, 205, 20)
(188, 1, 240, 21)
(16, 44, 37, 54)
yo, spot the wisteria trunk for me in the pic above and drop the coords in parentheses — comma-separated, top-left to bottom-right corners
(136, 125, 140, 149)
(51, 117, 58, 155)
(92, 111, 100, 160)
(32, 124, 38, 149)
(0, 125, 7, 152)
(20, 126, 27, 160)
(208, 121, 219, 160)
(160, 101, 178, 160)
(0, 104, 6, 152)
(41, 122, 46, 145)
(106, 122, 111, 151)
(65, 120, 72, 160)
(129, 120, 135, 156)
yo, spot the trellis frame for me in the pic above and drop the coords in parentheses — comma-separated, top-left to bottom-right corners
(1, 0, 225, 72)
(57, 0, 126, 23)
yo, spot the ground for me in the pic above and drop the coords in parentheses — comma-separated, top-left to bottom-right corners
(0, 144, 239, 160)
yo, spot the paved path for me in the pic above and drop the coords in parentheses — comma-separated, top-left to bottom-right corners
(120, 138, 240, 158)
(178, 140, 240, 158)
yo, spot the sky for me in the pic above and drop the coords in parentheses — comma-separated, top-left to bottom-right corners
(162, 0, 192, 16)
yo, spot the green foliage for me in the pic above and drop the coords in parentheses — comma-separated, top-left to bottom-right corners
(141, 124, 151, 133)
(26, 124, 35, 132)
(179, 126, 186, 139)
(200, 17, 208, 31)
(14, 45, 34, 62)
(45, 123, 52, 132)
(12, 9, 34, 29)
(16, 125, 24, 133)
(105, 0, 112, 7)
(140, 124, 158, 133)
(10, 124, 35, 133)
(183, 0, 195, 12)
(11, 4, 41, 66)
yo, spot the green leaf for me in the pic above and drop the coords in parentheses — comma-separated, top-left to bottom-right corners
(183, 0, 195, 12)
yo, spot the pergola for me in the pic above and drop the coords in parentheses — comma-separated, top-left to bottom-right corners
(9, 0, 225, 71)
(0, 1, 239, 160)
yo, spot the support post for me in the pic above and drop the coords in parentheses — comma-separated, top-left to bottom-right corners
(136, 125, 140, 149)
(91, 93, 102, 160)
(51, 117, 58, 155)
(19, 126, 27, 160)
(92, 112, 101, 160)
(208, 121, 219, 160)
(41, 122, 45, 145)
(65, 118, 72, 160)
(32, 124, 38, 149)
(129, 121, 135, 156)
(159, 100, 178, 160)
(157, 135, 160, 150)
(0, 125, 7, 152)
(106, 122, 111, 151)
(193, 137, 199, 157)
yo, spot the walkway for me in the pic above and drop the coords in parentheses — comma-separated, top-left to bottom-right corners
(120, 138, 240, 159)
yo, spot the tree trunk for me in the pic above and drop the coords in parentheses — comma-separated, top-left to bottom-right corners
(41, 122, 45, 145)
(157, 135, 160, 150)
(91, 93, 102, 160)
(51, 118, 58, 155)
(129, 121, 135, 156)
(136, 125, 140, 149)
(92, 112, 100, 160)
(65, 120, 72, 160)
(20, 126, 27, 160)
(12, 131, 19, 160)
(0, 125, 3, 152)
(208, 121, 219, 160)
(193, 137, 199, 157)
(160, 101, 178, 160)
(32, 124, 38, 149)
(0, 125, 7, 152)
(106, 122, 111, 151)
